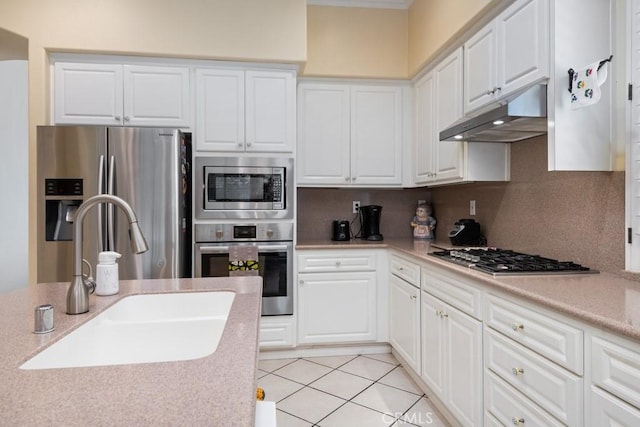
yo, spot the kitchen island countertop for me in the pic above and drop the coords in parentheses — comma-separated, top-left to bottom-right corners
(298, 237, 640, 342)
(0, 277, 262, 426)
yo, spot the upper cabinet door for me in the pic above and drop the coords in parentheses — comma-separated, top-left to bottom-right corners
(464, 22, 497, 114)
(434, 48, 464, 182)
(245, 70, 296, 153)
(54, 62, 124, 125)
(350, 85, 403, 186)
(195, 68, 245, 152)
(413, 72, 436, 184)
(297, 83, 350, 185)
(123, 65, 190, 128)
(496, 0, 549, 97)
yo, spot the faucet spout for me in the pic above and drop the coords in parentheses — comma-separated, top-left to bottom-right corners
(67, 194, 148, 315)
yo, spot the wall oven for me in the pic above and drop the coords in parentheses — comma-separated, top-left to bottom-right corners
(194, 222, 293, 316)
(194, 157, 293, 220)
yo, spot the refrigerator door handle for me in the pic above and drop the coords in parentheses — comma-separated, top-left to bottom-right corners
(107, 155, 116, 251)
(97, 155, 105, 251)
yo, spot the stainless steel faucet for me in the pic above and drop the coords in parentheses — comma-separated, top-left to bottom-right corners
(67, 194, 148, 315)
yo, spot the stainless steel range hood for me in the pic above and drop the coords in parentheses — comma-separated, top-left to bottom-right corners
(439, 84, 547, 143)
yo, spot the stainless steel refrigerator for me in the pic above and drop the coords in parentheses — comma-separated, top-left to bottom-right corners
(37, 126, 191, 283)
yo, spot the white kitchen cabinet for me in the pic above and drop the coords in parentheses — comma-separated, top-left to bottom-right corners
(421, 290, 483, 426)
(297, 81, 404, 187)
(464, 0, 549, 114)
(589, 386, 640, 427)
(389, 259, 421, 374)
(196, 68, 295, 153)
(414, 48, 464, 184)
(414, 48, 510, 186)
(297, 271, 376, 344)
(259, 316, 295, 349)
(54, 62, 190, 127)
(297, 250, 379, 345)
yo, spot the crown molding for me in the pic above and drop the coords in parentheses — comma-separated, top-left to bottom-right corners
(307, 0, 413, 10)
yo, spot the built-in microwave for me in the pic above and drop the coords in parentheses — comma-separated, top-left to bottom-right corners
(194, 157, 293, 219)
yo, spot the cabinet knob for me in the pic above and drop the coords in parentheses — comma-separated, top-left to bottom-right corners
(410, 295, 417, 300)
(114, 116, 121, 121)
(299, 280, 304, 285)
(512, 323, 524, 331)
(511, 417, 525, 425)
(247, 141, 252, 147)
(352, 177, 356, 181)
(345, 177, 350, 182)
(441, 312, 448, 318)
(485, 90, 493, 95)
(335, 261, 341, 267)
(511, 367, 524, 376)
(124, 116, 130, 122)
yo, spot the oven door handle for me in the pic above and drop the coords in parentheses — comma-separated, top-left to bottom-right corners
(198, 246, 230, 254)
(257, 245, 289, 252)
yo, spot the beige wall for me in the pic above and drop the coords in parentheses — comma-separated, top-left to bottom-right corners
(303, 5, 408, 78)
(0, 0, 307, 283)
(408, 0, 498, 76)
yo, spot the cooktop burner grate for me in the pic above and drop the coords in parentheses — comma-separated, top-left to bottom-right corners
(430, 248, 598, 276)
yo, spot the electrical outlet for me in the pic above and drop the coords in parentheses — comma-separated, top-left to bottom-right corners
(353, 201, 360, 214)
(470, 200, 476, 216)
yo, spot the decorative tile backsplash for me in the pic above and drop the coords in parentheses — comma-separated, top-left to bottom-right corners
(297, 135, 625, 273)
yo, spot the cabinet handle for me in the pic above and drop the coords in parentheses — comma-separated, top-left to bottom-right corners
(441, 312, 448, 318)
(495, 86, 502, 93)
(410, 295, 417, 300)
(114, 116, 121, 121)
(435, 310, 441, 317)
(512, 323, 524, 331)
(485, 90, 493, 95)
(511, 367, 524, 376)
(511, 417, 525, 425)
(123, 116, 130, 122)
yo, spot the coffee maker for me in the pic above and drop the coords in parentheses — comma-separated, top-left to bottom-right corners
(359, 205, 383, 241)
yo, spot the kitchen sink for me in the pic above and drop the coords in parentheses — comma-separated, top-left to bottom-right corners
(20, 291, 235, 370)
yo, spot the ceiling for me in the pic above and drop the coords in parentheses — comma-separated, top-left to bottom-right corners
(307, 0, 413, 9)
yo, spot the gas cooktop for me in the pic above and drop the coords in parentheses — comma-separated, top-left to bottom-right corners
(430, 248, 598, 276)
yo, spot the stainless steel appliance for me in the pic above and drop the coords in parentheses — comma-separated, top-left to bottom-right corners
(194, 157, 293, 220)
(439, 84, 547, 143)
(359, 205, 383, 241)
(194, 222, 293, 315)
(431, 248, 598, 276)
(37, 126, 191, 283)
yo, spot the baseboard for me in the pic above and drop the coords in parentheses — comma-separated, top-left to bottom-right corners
(259, 343, 392, 360)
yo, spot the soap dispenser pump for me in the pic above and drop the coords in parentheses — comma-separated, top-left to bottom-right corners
(95, 251, 122, 296)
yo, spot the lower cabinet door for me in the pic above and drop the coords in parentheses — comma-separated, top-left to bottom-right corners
(590, 386, 640, 427)
(389, 275, 420, 374)
(421, 291, 446, 397)
(446, 303, 483, 427)
(297, 271, 376, 344)
(485, 370, 563, 426)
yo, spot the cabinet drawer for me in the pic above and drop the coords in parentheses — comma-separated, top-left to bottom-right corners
(591, 336, 640, 408)
(298, 251, 376, 272)
(485, 293, 583, 374)
(485, 370, 563, 427)
(485, 328, 583, 426)
(259, 318, 294, 349)
(421, 263, 481, 319)
(590, 385, 640, 426)
(390, 254, 420, 287)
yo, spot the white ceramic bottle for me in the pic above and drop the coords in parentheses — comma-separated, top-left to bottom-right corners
(95, 251, 122, 296)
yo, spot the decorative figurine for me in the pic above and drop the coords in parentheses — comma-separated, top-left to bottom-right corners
(411, 203, 436, 240)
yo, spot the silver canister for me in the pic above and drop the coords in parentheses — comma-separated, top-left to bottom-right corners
(34, 304, 55, 334)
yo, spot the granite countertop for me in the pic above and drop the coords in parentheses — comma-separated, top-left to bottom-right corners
(297, 237, 640, 342)
(0, 277, 262, 426)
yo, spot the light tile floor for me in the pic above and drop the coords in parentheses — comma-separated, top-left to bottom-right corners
(257, 353, 451, 426)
